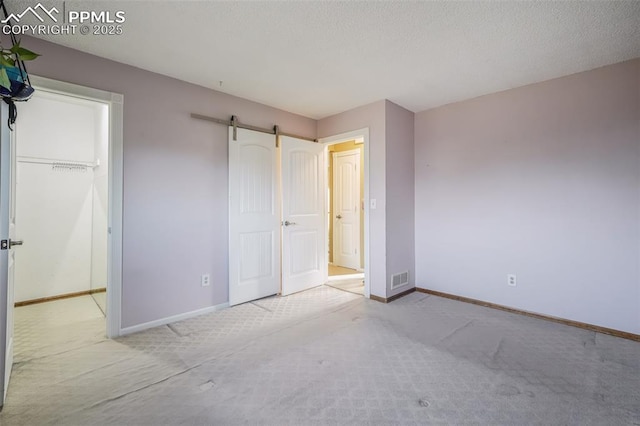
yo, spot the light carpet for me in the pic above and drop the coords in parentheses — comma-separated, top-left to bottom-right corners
(2, 286, 638, 425)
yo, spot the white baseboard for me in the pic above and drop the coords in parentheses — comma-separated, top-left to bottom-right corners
(119, 302, 230, 336)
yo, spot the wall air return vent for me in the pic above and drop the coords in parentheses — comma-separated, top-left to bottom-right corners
(391, 271, 409, 290)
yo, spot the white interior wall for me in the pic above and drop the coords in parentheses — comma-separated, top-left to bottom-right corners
(15, 92, 107, 302)
(91, 104, 109, 292)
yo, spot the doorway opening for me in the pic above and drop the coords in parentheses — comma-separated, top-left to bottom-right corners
(227, 126, 370, 305)
(1, 76, 123, 407)
(12, 89, 110, 361)
(325, 141, 364, 295)
(320, 130, 369, 298)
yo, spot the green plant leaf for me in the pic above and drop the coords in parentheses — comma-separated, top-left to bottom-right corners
(9, 41, 21, 54)
(14, 47, 40, 61)
(0, 54, 15, 68)
(0, 68, 11, 91)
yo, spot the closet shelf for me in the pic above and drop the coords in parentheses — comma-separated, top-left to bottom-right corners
(16, 156, 99, 168)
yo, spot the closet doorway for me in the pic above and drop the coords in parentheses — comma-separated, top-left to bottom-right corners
(325, 137, 365, 296)
(1, 77, 122, 405)
(227, 126, 371, 304)
(13, 89, 110, 360)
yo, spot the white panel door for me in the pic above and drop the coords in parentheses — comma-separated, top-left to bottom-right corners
(229, 128, 280, 306)
(281, 136, 326, 296)
(332, 150, 361, 270)
(0, 102, 17, 406)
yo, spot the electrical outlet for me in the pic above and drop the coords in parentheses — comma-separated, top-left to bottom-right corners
(201, 274, 211, 287)
(507, 274, 517, 287)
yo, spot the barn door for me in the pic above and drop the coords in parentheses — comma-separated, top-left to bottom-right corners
(280, 136, 326, 296)
(228, 128, 280, 306)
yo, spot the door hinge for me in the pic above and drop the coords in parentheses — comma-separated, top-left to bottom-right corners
(1, 240, 7, 250)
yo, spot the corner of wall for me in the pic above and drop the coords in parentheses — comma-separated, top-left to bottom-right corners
(383, 100, 416, 298)
(316, 100, 388, 299)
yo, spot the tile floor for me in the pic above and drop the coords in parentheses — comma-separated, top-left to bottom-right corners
(2, 286, 639, 425)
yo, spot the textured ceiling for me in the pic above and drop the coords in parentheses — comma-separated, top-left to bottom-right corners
(8, 0, 640, 119)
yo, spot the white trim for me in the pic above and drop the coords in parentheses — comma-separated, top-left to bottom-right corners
(119, 302, 230, 336)
(29, 76, 124, 338)
(318, 128, 370, 299)
(317, 129, 369, 145)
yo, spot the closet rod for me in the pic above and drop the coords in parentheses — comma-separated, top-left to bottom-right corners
(17, 156, 99, 168)
(190, 113, 317, 143)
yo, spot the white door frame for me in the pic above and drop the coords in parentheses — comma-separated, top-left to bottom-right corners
(28, 76, 124, 338)
(318, 129, 370, 299)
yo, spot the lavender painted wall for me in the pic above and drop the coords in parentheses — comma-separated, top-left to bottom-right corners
(414, 59, 640, 334)
(15, 37, 637, 334)
(318, 100, 417, 299)
(317, 101, 387, 298)
(21, 37, 316, 328)
(385, 101, 415, 296)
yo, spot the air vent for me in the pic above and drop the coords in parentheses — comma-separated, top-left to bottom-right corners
(391, 271, 409, 290)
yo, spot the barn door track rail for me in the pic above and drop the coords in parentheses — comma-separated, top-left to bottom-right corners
(191, 113, 317, 145)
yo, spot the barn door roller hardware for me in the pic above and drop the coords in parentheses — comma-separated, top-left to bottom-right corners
(191, 113, 317, 144)
(231, 115, 238, 141)
(1, 239, 23, 250)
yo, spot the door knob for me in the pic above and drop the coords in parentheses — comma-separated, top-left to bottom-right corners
(9, 239, 23, 248)
(336, 215, 342, 219)
(283, 220, 297, 226)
